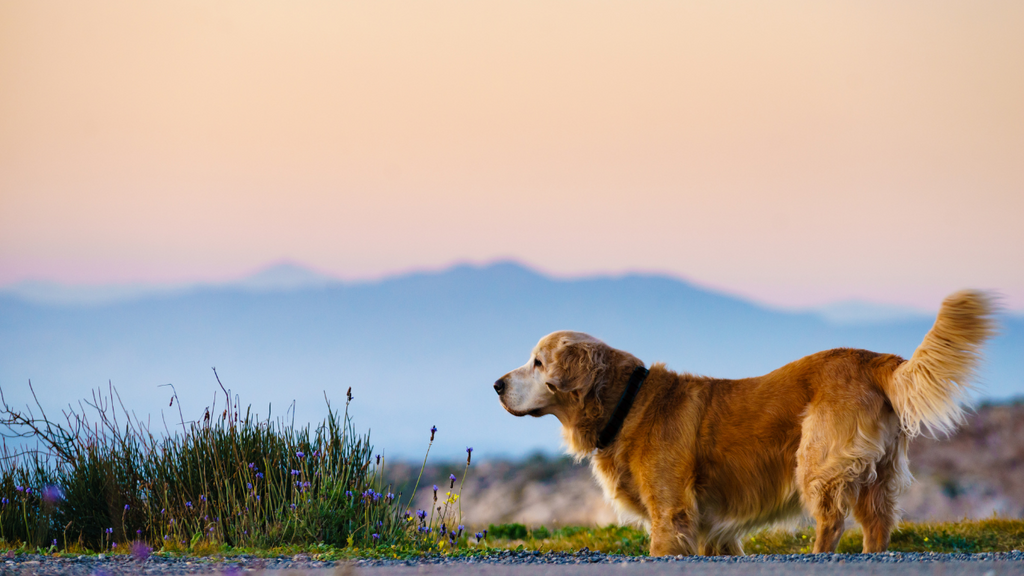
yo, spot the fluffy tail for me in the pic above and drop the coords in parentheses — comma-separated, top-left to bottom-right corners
(885, 290, 997, 438)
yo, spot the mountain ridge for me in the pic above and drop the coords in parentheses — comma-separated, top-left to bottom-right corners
(4, 260, 999, 323)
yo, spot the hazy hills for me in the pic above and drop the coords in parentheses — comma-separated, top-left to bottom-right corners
(1, 262, 1020, 460)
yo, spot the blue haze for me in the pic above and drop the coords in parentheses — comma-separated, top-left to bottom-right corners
(0, 262, 1020, 460)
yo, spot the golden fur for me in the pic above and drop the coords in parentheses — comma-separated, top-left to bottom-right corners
(495, 290, 995, 556)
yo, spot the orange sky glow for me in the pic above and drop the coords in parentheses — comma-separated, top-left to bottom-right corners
(1, 1, 1022, 309)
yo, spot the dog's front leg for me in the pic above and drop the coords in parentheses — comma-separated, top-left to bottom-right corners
(648, 508, 697, 556)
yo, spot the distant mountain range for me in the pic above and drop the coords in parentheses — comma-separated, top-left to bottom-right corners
(0, 261, 339, 305)
(1, 262, 1020, 460)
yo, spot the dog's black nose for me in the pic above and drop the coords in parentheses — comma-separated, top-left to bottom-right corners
(493, 379, 506, 395)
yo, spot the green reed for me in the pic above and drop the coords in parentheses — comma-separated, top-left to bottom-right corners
(0, 374, 471, 554)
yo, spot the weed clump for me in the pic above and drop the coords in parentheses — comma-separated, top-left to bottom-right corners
(0, 375, 470, 554)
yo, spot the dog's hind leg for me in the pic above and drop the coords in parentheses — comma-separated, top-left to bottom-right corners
(853, 434, 910, 553)
(853, 482, 895, 553)
(798, 445, 853, 552)
(798, 385, 897, 553)
(796, 414, 863, 553)
(806, 479, 850, 553)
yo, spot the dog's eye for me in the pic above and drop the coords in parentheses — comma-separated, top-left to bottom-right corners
(534, 358, 543, 368)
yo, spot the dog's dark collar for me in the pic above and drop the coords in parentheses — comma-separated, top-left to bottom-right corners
(595, 365, 649, 450)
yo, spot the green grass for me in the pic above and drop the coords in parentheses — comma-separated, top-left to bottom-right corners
(18, 518, 1017, 558)
(478, 519, 1024, 555)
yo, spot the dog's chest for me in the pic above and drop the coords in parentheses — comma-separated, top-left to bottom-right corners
(590, 454, 648, 524)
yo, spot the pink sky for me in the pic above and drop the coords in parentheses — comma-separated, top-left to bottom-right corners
(1, 1, 1022, 310)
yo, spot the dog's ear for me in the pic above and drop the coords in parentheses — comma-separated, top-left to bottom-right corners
(551, 340, 609, 393)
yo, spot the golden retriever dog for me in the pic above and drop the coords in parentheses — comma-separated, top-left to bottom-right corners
(494, 291, 995, 556)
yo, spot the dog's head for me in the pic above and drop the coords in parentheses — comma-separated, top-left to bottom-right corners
(493, 331, 614, 420)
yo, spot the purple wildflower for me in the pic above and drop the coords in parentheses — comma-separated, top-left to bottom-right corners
(430, 425, 437, 441)
(416, 509, 427, 520)
(130, 540, 152, 562)
(449, 473, 456, 488)
(43, 485, 62, 505)
(296, 451, 305, 459)
(475, 532, 483, 540)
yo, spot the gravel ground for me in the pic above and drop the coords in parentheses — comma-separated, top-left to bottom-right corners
(0, 550, 1021, 576)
